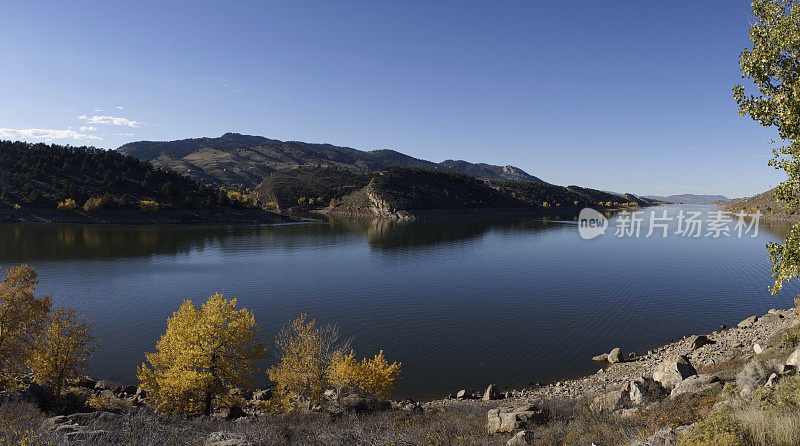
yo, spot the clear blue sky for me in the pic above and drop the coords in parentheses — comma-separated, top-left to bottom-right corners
(0, 0, 783, 198)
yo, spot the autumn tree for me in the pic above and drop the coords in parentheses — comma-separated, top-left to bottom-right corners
(28, 307, 95, 400)
(137, 293, 265, 415)
(734, 0, 800, 294)
(0, 265, 52, 386)
(327, 350, 401, 399)
(267, 314, 347, 406)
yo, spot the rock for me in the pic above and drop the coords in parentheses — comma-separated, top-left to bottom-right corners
(627, 377, 665, 405)
(456, 389, 467, 399)
(251, 389, 271, 401)
(765, 372, 780, 389)
(482, 384, 500, 401)
(205, 431, 253, 446)
(487, 405, 547, 434)
(653, 355, 697, 390)
(689, 335, 715, 350)
(94, 380, 122, 391)
(644, 427, 679, 446)
(507, 430, 532, 445)
(778, 364, 796, 375)
(738, 315, 758, 328)
(42, 415, 69, 431)
(753, 343, 764, 354)
(592, 353, 609, 362)
(669, 374, 722, 399)
(65, 430, 110, 442)
(786, 348, 800, 367)
(66, 375, 96, 389)
(608, 348, 624, 364)
(591, 390, 629, 412)
(619, 407, 639, 418)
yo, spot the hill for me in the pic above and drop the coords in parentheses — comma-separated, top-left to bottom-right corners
(259, 167, 656, 219)
(643, 194, 730, 204)
(117, 133, 545, 188)
(724, 187, 796, 217)
(0, 140, 289, 223)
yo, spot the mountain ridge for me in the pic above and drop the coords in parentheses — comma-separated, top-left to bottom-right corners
(117, 133, 545, 187)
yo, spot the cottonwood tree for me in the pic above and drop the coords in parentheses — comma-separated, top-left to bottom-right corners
(137, 293, 265, 415)
(267, 314, 347, 406)
(0, 265, 52, 386)
(28, 307, 95, 400)
(735, 0, 800, 294)
(327, 349, 401, 399)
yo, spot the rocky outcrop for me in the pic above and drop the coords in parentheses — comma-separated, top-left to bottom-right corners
(669, 374, 722, 399)
(652, 355, 697, 390)
(487, 404, 547, 434)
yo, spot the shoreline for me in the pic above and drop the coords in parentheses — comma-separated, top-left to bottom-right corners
(0, 208, 297, 225)
(425, 306, 798, 408)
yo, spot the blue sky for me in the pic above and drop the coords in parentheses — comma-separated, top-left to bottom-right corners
(0, 1, 784, 198)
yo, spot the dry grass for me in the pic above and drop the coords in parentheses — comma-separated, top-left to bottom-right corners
(733, 406, 800, 446)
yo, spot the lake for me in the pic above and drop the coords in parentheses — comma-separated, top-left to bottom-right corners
(0, 205, 796, 400)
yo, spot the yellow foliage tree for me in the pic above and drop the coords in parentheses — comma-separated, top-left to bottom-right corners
(267, 314, 344, 405)
(57, 198, 77, 211)
(83, 197, 102, 212)
(139, 200, 159, 212)
(328, 350, 401, 399)
(0, 265, 52, 386)
(28, 307, 95, 400)
(137, 293, 265, 415)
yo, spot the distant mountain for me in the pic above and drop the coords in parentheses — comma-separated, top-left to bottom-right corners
(118, 133, 545, 188)
(643, 194, 731, 204)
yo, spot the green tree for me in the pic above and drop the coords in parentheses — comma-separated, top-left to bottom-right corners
(734, 0, 800, 293)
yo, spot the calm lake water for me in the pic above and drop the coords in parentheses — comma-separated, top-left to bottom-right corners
(1, 205, 796, 400)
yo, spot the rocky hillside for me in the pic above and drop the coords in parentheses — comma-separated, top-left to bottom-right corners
(117, 133, 545, 188)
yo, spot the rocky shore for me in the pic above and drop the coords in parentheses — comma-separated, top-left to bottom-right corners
(4, 307, 799, 445)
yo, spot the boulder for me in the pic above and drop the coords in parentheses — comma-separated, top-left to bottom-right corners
(738, 315, 758, 328)
(653, 355, 697, 390)
(627, 376, 665, 405)
(753, 343, 764, 355)
(608, 348, 624, 364)
(591, 390, 629, 412)
(786, 348, 800, 367)
(592, 353, 609, 362)
(66, 375, 96, 389)
(689, 335, 715, 350)
(507, 430, 532, 445)
(642, 427, 679, 446)
(765, 372, 781, 389)
(482, 384, 500, 401)
(487, 405, 547, 434)
(94, 380, 122, 391)
(669, 374, 722, 399)
(456, 389, 467, 399)
(205, 432, 253, 446)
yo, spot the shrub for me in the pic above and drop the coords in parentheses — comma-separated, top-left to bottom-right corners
(83, 197, 102, 212)
(678, 413, 746, 445)
(137, 293, 265, 415)
(736, 358, 781, 395)
(297, 197, 308, 206)
(782, 327, 800, 348)
(57, 198, 77, 211)
(139, 200, 159, 212)
(734, 405, 800, 446)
